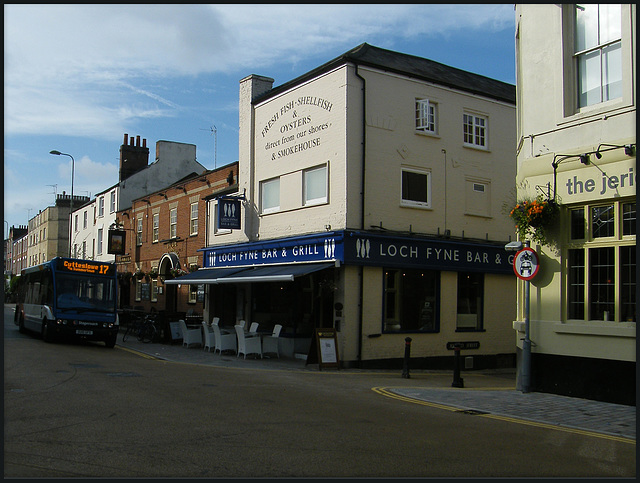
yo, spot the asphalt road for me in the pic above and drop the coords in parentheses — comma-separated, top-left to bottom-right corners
(4, 305, 636, 478)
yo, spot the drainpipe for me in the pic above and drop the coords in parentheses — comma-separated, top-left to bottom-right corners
(355, 64, 366, 368)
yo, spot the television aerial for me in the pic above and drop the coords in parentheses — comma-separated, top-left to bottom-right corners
(200, 125, 217, 169)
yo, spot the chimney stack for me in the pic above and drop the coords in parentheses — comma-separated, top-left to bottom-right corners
(119, 133, 150, 182)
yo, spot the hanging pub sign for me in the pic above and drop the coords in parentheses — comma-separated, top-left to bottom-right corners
(107, 229, 126, 255)
(217, 198, 241, 230)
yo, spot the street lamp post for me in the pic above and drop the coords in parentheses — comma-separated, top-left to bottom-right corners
(49, 150, 75, 257)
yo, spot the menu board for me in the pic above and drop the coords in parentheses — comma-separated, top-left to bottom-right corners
(315, 328, 339, 370)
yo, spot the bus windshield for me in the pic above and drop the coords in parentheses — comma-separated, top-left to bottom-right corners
(55, 272, 117, 314)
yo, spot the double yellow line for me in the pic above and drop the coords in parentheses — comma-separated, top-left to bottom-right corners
(372, 387, 635, 444)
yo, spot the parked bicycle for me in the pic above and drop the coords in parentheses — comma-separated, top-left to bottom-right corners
(122, 313, 160, 343)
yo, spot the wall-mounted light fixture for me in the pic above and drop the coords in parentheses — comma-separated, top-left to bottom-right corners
(595, 143, 636, 159)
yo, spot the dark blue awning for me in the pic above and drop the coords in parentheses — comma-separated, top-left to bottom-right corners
(164, 263, 333, 285)
(163, 267, 246, 285)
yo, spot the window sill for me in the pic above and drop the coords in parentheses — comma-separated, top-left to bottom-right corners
(463, 144, 490, 153)
(553, 321, 635, 338)
(400, 202, 432, 210)
(415, 130, 440, 139)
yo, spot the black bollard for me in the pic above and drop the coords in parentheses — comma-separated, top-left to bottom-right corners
(452, 346, 464, 387)
(402, 337, 412, 378)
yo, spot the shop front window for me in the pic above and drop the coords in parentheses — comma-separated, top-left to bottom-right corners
(456, 272, 484, 331)
(383, 268, 439, 332)
(566, 199, 635, 322)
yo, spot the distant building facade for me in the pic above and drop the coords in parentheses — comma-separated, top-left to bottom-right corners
(514, 4, 635, 404)
(71, 134, 207, 264)
(116, 163, 238, 314)
(27, 193, 90, 267)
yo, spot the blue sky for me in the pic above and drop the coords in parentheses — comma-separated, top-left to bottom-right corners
(4, 4, 516, 235)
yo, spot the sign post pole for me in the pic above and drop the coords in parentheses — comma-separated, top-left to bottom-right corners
(512, 241, 538, 393)
(521, 242, 532, 393)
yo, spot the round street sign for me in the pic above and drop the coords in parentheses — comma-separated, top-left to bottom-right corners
(513, 247, 539, 280)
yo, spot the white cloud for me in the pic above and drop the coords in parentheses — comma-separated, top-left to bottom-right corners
(4, 4, 513, 139)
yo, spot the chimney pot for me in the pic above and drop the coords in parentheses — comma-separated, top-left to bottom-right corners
(143, 139, 147, 148)
(136, 135, 141, 147)
(124, 133, 128, 145)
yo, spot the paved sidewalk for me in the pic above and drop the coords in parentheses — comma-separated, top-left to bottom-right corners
(116, 332, 636, 442)
(387, 387, 636, 441)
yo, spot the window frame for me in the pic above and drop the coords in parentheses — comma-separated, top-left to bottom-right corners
(190, 202, 199, 235)
(456, 272, 485, 332)
(400, 167, 432, 209)
(303, 165, 328, 206)
(415, 98, 438, 135)
(152, 213, 159, 243)
(261, 177, 280, 214)
(97, 228, 103, 255)
(574, 4, 622, 109)
(463, 112, 488, 150)
(169, 208, 178, 239)
(136, 217, 143, 246)
(565, 199, 635, 322)
(382, 268, 440, 333)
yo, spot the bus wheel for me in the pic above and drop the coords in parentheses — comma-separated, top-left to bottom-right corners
(41, 320, 53, 343)
(105, 334, 117, 348)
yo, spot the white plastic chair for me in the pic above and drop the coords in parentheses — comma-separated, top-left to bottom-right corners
(202, 321, 214, 352)
(212, 320, 237, 355)
(235, 324, 262, 359)
(210, 316, 220, 327)
(248, 322, 259, 334)
(179, 319, 202, 348)
(262, 324, 283, 358)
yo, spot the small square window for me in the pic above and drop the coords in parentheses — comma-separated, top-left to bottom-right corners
(261, 178, 280, 214)
(303, 165, 327, 206)
(463, 113, 488, 149)
(401, 168, 431, 208)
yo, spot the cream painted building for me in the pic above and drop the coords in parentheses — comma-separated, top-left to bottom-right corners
(514, 4, 635, 404)
(181, 44, 517, 369)
(27, 194, 90, 267)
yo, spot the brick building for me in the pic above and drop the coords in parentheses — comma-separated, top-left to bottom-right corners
(116, 162, 238, 315)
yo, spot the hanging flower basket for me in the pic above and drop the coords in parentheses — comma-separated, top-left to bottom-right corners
(134, 270, 146, 280)
(509, 197, 560, 246)
(148, 268, 159, 279)
(170, 268, 188, 278)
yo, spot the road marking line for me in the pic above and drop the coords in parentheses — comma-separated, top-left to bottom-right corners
(372, 387, 636, 445)
(116, 346, 161, 360)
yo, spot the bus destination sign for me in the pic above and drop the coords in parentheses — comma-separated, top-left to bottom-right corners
(58, 259, 115, 276)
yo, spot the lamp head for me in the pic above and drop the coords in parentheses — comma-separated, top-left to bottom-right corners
(49, 150, 62, 155)
(505, 241, 523, 252)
